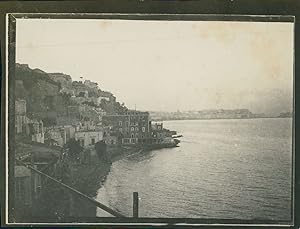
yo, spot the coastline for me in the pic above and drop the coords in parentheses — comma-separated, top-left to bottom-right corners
(160, 117, 292, 122)
(68, 146, 142, 219)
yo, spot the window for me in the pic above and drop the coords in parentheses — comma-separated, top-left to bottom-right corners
(91, 138, 95, 145)
(80, 139, 84, 147)
(119, 128, 123, 132)
(131, 133, 134, 138)
(135, 133, 139, 138)
(119, 121, 122, 126)
(142, 127, 146, 132)
(123, 138, 129, 144)
(125, 121, 129, 127)
(131, 127, 135, 132)
(135, 127, 139, 131)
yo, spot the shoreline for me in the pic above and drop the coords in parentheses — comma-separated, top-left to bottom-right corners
(69, 146, 143, 219)
(159, 117, 292, 122)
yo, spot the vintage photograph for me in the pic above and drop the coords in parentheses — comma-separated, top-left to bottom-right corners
(7, 15, 294, 224)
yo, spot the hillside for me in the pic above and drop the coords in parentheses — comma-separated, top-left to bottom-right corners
(15, 63, 128, 125)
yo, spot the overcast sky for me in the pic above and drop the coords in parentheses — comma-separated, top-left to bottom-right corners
(16, 19, 294, 114)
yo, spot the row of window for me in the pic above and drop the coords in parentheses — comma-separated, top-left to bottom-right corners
(122, 138, 137, 144)
(119, 127, 146, 132)
(118, 121, 147, 127)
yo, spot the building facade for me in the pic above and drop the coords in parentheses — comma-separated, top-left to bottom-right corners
(102, 111, 151, 144)
(74, 130, 103, 148)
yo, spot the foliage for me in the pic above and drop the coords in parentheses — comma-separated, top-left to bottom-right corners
(66, 139, 83, 159)
(95, 140, 110, 162)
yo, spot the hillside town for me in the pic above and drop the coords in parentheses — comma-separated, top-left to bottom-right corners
(13, 63, 179, 221)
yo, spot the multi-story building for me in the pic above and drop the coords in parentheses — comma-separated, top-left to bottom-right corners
(102, 110, 151, 144)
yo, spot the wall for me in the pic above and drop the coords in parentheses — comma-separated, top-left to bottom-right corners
(75, 130, 103, 147)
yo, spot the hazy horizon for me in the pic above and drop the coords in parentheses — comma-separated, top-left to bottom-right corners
(16, 19, 294, 115)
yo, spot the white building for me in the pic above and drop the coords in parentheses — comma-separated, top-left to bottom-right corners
(75, 130, 103, 148)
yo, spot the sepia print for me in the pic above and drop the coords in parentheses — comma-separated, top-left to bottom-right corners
(5, 14, 294, 225)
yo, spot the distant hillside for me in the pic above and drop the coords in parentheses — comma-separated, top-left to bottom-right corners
(150, 109, 262, 121)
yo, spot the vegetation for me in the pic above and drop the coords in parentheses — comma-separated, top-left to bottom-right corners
(95, 140, 110, 163)
(66, 139, 83, 160)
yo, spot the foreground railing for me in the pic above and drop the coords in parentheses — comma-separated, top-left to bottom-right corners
(15, 158, 127, 218)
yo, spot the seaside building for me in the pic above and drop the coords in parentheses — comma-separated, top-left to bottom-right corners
(151, 122, 175, 143)
(102, 110, 151, 144)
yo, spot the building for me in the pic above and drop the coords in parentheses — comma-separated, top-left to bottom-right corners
(77, 119, 96, 131)
(64, 125, 76, 142)
(44, 127, 66, 146)
(15, 99, 30, 134)
(25, 120, 45, 143)
(103, 135, 118, 145)
(102, 110, 151, 144)
(75, 130, 103, 148)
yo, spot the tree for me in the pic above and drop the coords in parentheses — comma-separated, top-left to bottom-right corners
(95, 140, 110, 163)
(66, 139, 83, 159)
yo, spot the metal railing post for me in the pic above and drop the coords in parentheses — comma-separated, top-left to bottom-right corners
(133, 192, 139, 218)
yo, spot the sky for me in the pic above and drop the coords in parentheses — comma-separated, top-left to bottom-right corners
(16, 19, 294, 114)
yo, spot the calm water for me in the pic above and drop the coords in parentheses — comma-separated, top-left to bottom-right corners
(96, 118, 293, 220)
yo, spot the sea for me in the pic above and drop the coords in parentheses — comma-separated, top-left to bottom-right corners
(96, 118, 293, 221)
